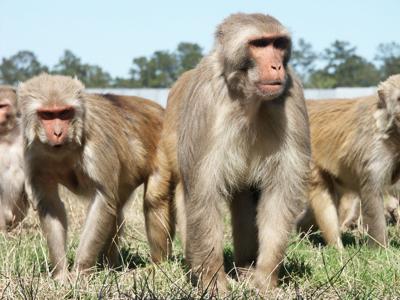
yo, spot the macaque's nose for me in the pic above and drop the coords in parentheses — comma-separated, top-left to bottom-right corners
(53, 121, 63, 138)
(271, 64, 282, 71)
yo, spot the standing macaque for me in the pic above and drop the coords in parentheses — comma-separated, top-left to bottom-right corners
(298, 74, 400, 248)
(145, 13, 311, 293)
(0, 85, 29, 230)
(18, 74, 174, 280)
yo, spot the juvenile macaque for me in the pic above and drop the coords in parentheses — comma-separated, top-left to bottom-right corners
(298, 74, 400, 248)
(18, 74, 174, 280)
(145, 13, 311, 293)
(0, 86, 29, 230)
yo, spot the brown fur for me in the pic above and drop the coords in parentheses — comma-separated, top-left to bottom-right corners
(298, 74, 400, 248)
(18, 74, 174, 280)
(145, 13, 311, 294)
(0, 86, 29, 230)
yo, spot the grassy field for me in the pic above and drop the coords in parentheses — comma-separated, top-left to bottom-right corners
(0, 188, 399, 299)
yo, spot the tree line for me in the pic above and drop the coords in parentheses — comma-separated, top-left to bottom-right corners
(1, 40, 399, 88)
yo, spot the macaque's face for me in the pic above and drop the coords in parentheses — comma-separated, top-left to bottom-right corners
(0, 94, 16, 134)
(247, 35, 290, 98)
(36, 105, 75, 147)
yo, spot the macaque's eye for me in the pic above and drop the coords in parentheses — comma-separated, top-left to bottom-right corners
(397, 96, 400, 102)
(59, 109, 75, 120)
(249, 38, 271, 48)
(274, 37, 290, 50)
(0, 104, 9, 109)
(38, 111, 55, 120)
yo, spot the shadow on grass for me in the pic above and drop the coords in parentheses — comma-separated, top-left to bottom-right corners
(304, 231, 368, 248)
(280, 256, 312, 284)
(342, 232, 359, 247)
(305, 231, 326, 247)
(223, 246, 235, 273)
(389, 239, 400, 248)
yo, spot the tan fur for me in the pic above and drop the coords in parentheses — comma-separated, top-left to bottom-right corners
(298, 74, 400, 247)
(17, 74, 174, 280)
(338, 192, 361, 231)
(0, 86, 29, 231)
(339, 192, 398, 230)
(145, 13, 311, 294)
(384, 194, 400, 225)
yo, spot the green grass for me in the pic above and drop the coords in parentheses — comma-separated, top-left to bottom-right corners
(1, 193, 399, 299)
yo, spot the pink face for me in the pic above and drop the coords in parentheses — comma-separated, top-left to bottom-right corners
(248, 35, 289, 95)
(0, 99, 12, 130)
(37, 105, 75, 146)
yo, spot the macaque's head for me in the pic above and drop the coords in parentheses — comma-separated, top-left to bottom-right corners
(18, 73, 85, 151)
(375, 74, 400, 136)
(215, 13, 292, 100)
(0, 86, 17, 135)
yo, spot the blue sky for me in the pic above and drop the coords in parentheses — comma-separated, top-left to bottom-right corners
(1, 0, 398, 77)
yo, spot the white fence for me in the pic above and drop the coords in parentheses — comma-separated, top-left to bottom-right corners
(87, 87, 376, 108)
(305, 87, 376, 101)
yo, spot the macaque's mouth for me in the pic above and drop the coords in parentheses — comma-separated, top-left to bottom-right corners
(258, 80, 283, 86)
(257, 81, 284, 93)
(52, 144, 63, 148)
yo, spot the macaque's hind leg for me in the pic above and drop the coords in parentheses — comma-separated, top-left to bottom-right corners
(309, 174, 343, 249)
(144, 162, 176, 263)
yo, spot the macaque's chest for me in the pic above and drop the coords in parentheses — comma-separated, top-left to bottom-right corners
(210, 102, 286, 188)
(211, 122, 280, 188)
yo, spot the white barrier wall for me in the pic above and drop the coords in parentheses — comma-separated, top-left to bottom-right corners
(305, 87, 376, 100)
(87, 87, 377, 108)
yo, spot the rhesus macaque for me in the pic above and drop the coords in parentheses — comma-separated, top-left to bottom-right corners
(337, 192, 399, 231)
(145, 13, 310, 293)
(298, 74, 400, 248)
(18, 74, 174, 280)
(0, 85, 29, 230)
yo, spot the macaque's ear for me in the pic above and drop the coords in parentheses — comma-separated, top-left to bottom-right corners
(377, 89, 387, 109)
